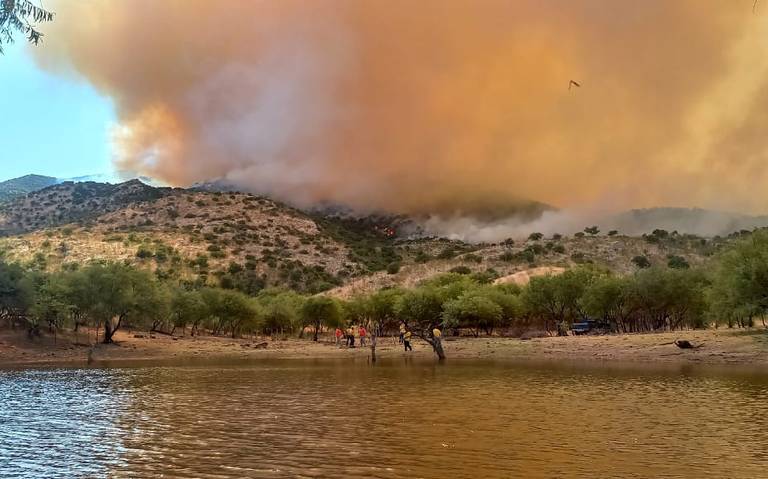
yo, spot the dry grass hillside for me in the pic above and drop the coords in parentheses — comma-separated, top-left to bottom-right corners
(0, 179, 740, 296)
(0, 188, 368, 293)
(325, 231, 727, 298)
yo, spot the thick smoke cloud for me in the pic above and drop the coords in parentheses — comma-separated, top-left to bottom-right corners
(35, 1, 768, 220)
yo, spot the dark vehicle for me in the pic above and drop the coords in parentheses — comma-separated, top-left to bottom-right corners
(571, 319, 609, 336)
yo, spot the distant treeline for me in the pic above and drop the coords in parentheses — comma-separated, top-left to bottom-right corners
(1, 230, 767, 357)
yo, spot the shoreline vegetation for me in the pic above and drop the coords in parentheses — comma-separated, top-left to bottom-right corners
(1, 327, 767, 369)
(3, 229, 768, 368)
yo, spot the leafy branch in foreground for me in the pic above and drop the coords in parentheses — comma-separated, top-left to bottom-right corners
(0, 0, 54, 53)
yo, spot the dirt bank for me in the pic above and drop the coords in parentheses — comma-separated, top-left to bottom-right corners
(2, 328, 768, 369)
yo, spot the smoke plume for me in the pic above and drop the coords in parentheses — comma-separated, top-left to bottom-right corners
(35, 1, 768, 221)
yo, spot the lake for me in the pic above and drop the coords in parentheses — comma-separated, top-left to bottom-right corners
(1, 359, 767, 478)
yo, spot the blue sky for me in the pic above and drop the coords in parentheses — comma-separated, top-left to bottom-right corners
(0, 42, 116, 182)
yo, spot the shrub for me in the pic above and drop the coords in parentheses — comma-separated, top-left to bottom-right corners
(632, 255, 651, 269)
(449, 265, 472, 275)
(414, 251, 431, 263)
(136, 245, 154, 259)
(462, 253, 483, 263)
(667, 255, 690, 269)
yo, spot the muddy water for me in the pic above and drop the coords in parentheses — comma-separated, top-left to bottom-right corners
(1, 359, 768, 478)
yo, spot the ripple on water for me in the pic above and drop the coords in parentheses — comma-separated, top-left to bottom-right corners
(1, 361, 768, 478)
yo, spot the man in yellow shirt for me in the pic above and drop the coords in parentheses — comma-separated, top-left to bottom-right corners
(403, 330, 413, 352)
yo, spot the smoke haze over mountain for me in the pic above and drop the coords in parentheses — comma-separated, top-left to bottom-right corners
(35, 1, 768, 222)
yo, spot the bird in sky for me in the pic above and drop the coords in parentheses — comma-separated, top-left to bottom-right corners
(568, 80, 581, 91)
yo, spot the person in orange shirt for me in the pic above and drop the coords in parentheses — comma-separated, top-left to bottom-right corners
(334, 327, 343, 346)
(359, 326, 367, 347)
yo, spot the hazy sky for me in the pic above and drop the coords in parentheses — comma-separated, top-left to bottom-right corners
(0, 42, 115, 182)
(7, 1, 768, 217)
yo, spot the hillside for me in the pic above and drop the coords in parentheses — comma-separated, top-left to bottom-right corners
(0, 174, 58, 203)
(0, 178, 745, 296)
(0, 187, 376, 293)
(608, 208, 768, 237)
(324, 231, 725, 298)
(0, 180, 171, 235)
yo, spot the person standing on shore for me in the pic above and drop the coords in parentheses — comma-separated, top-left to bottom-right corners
(335, 327, 343, 346)
(347, 326, 355, 348)
(399, 323, 406, 344)
(403, 330, 413, 352)
(359, 325, 367, 347)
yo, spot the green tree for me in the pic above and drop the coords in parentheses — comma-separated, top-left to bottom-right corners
(75, 263, 160, 343)
(522, 268, 598, 335)
(442, 291, 502, 337)
(201, 288, 260, 338)
(29, 271, 72, 338)
(709, 231, 768, 327)
(395, 287, 446, 359)
(630, 267, 707, 331)
(367, 288, 403, 336)
(584, 226, 600, 236)
(0, 261, 33, 329)
(0, 0, 54, 54)
(257, 288, 305, 336)
(301, 296, 342, 341)
(170, 288, 208, 336)
(582, 275, 636, 332)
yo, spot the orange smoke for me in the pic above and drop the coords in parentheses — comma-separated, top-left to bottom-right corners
(34, 0, 768, 215)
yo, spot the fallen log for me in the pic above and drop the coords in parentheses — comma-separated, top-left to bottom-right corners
(674, 339, 704, 349)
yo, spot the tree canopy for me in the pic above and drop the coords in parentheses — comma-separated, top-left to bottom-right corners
(0, 0, 54, 54)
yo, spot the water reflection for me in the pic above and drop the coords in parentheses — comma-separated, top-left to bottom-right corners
(2, 360, 768, 478)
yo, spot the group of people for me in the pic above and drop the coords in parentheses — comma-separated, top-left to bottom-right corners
(334, 323, 442, 353)
(335, 325, 368, 348)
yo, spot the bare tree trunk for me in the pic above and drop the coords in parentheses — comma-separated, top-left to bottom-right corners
(370, 335, 377, 363)
(313, 322, 320, 342)
(422, 335, 446, 360)
(103, 316, 123, 344)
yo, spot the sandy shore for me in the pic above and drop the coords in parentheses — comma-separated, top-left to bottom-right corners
(2, 327, 768, 369)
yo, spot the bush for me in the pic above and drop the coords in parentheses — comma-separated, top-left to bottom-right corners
(386, 262, 401, 274)
(667, 255, 690, 269)
(462, 253, 483, 263)
(449, 266, 472, 275)
(632, 255, 651, 269)
(437, 247, 457, 260)
(414, 251, 431, 263)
